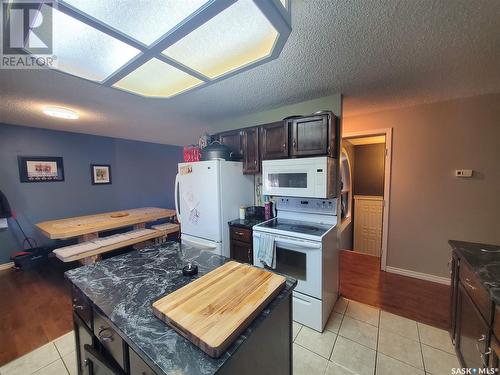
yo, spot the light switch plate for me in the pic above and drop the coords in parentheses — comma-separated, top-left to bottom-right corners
(455, 169, 473, 177)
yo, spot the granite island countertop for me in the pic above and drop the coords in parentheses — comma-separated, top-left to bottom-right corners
(449, 240, 500, 305)
(65, 241, 296, 375)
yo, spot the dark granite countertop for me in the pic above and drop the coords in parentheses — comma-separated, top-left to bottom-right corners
(449, 240, 500, 305)
(65, 242, 296, 375)
(228, 217, 267, 230)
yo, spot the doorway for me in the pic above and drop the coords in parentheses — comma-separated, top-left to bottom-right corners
(339, 129, 392, 271)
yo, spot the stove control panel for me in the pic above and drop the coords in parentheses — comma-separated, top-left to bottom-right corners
(275, 197, 337, 215)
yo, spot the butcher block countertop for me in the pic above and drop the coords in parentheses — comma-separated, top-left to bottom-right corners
(65, 242, 296, 375)
(36, 207, 176, 239)
(153, 261, 286, 357)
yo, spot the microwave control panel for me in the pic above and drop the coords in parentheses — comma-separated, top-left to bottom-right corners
(275, 197, 337, 215)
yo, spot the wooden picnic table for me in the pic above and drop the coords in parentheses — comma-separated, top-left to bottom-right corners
(36, 207, 178, 264)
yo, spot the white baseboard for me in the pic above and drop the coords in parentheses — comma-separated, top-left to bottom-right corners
(0, 262, 14, 271)
(385, 266, 451, 285)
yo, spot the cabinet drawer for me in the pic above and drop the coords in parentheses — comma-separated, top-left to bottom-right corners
(459, 262, 492, 321)
(94, 310, 127, 371)
(72, 285, 92, 329)
(230, 227, 252, 243)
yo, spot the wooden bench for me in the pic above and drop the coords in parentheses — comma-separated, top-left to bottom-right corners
(37, 208, 179, 264)
(53, 224, 180, 263)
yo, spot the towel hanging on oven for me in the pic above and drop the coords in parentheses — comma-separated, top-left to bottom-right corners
(257, 234, 276, 269)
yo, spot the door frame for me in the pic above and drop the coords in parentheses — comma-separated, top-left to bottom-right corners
(342, 128, 393, 271)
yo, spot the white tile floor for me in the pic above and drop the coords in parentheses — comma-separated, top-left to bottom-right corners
(0, 332, 76, 375)
(0, 298, 460, 375)
(294, 297, 461, 375)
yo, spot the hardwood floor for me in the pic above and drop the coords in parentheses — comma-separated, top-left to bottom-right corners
(0, 247, 450, 366)
(339, 249, 450, 330)
(0, 258, 74, 366)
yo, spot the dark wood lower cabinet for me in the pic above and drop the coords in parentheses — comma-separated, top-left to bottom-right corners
(231, 240, 253, 264)
(74, 313, 94, 375)
(229, 227, 253, 264)
(450, 247, 498, 372)
(457, 284, 490, 368)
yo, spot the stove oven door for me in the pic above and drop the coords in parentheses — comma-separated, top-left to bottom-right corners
(253, 232, 322, 299)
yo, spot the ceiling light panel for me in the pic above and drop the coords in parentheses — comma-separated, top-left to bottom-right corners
(162, 0, 279, 79)
(35, 5, 140, 82)
(113, 58, 203, 98)
(62, 0, 209, 46)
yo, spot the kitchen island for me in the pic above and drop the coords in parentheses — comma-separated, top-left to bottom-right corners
(66, 241, 296, 375)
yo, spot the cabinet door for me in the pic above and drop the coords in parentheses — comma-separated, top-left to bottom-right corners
(74, 313, 94, 375)
(242, 127, 260, 174)
(290, 115, 328, 157)
(261, 121, 288, 159)
(230, 239, 253, 264)
(457, 283, 490, 369)
(129, 348, 157, 375)
(449, 253, 459, 345)
(219, 130, 242, 156)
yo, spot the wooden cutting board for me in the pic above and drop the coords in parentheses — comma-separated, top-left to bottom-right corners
(152, 261, 286, 358)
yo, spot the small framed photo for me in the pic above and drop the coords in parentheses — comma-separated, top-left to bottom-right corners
(91, 164, 112, 185)
(18, 156, 64, 183)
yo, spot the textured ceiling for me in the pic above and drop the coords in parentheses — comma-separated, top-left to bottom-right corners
(1, 0, 499, 145)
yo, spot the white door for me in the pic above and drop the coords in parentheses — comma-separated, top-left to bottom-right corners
(354, 196, 383, 256)
(176, 161, 221, 242)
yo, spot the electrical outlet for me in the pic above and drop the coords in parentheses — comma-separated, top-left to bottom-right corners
(455, 169, 473, 177)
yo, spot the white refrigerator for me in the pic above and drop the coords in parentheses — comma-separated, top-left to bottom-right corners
(175, 160, 254, 257)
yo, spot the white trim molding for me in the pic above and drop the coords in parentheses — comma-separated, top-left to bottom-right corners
(386, 266, 451, 285)
(343, 127, 393, 272)
(0, 262, 14, 271)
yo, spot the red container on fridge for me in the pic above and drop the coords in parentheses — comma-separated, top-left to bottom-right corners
(183, 145, 201, 162)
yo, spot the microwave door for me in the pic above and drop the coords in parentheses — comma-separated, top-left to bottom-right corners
(264, 167, 316, 197)
(273, 238, 322, 299)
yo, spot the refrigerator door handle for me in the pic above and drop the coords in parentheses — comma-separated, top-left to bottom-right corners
(175, 173, 181, 223)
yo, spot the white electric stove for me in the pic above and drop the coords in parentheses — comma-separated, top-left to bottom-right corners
(253, 197, 339, 332)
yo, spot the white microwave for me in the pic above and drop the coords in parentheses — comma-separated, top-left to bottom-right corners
(262, 156, 336, 198)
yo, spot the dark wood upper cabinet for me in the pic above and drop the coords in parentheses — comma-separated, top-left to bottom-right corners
(218, 130, 242, 156)
(289, 113, 338, 157)
(260, 121, 289, 160)
(242, 127, 259, 174)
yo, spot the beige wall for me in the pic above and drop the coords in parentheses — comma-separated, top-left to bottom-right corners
(343, 93, 500, 277)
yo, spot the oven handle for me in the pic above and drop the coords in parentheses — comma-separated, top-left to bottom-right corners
(254, 233, 321, 250)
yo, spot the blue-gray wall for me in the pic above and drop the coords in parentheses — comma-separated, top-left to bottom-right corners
(0, 123, 182, 264)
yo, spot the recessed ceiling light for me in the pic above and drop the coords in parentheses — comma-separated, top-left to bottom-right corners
(43, 106, 79, 120)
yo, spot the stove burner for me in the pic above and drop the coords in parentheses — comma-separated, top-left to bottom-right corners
(290, 225, 320, 233)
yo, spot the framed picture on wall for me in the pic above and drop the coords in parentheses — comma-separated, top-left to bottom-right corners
(18, 156, 64, 183)
(91, 164, 112, 185)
